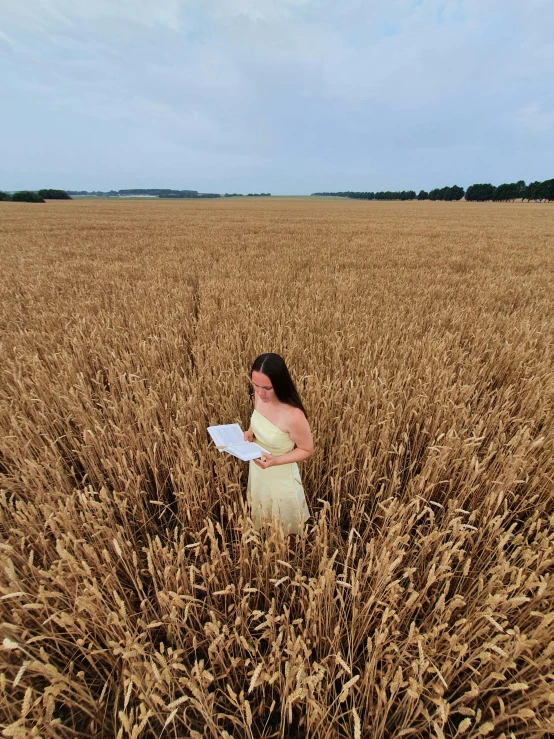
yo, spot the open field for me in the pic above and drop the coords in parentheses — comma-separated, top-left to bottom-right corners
(1, 198, 553, 738)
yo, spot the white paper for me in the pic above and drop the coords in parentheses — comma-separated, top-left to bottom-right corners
(207, 423, 244, 448)
(225, 443, 270, 461)
(207, 424, 270, 461)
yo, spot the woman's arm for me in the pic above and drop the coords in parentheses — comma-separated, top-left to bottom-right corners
(265, 446, 312, 466)
(287, 408, 313, 457)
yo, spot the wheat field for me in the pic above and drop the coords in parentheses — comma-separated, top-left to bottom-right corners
(1, 198, 553, 738)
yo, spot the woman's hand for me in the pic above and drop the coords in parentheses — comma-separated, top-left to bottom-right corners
(243, 428, 254, 442)
(254, 453, 276, 469)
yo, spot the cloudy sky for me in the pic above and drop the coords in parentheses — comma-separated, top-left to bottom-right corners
(1, 0, 553, 194)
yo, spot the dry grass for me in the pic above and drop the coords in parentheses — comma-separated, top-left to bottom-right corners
(1, 198, 553, 738)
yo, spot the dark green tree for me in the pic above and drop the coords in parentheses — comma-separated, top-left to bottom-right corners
(539, 179, 554, 201)
(465, 183, 496, 201)
(524, 181, 543, 201)
(0, 191, 11, 201)
(11, 191, 45, 202)
(446, 185, 465, 201)
(417, 190, 429, 200)
(38, 189, 72, 199)
(493, 183, 522, 201)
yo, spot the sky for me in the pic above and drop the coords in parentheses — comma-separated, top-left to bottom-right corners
(1, 0, 553, 194)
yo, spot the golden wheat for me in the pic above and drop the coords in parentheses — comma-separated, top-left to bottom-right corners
(1, 198, 553, 737)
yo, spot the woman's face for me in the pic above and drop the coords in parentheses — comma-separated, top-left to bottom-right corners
(251, 370, 275, 404)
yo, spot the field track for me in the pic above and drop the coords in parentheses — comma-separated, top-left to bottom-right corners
(1, 198, 553, 737)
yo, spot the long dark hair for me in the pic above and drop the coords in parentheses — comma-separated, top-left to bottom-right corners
(250, 353, 307, 418)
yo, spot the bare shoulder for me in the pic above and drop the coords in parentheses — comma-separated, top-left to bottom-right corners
(285, 405, 313, 452)
(286, 406, 309, 430)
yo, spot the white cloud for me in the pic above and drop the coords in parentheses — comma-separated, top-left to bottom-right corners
(517, 103, 554, 133)
(0, 30, 14, 47)
(208, 0, 313, 22)
(1, 0, 553, 190)
(0, 0, 183, 32)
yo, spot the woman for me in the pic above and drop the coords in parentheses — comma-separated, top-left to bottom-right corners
(244, 353, 313, 535)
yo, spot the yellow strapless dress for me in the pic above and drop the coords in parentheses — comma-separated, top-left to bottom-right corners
(247, 409, 310, 535)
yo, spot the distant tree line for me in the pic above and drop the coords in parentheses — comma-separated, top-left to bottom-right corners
(38, 189, 72, 199)
(312, 178, 554, 202)
(419, 185, 465, 201)
(0, 187, 278, 202)
(0, 189, 72, 202)
(463, 181, 552, 201)
(66, 189, 222, 198)
(313, 190, 418, 200)
(163, 192, 221, 199)
(118, 189, 199, 197)
(12, 191, 46, 202)
(314, 190, 426, 200)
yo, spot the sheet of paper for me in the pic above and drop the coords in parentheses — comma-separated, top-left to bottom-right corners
(226, 443, 270, 461)
(207, 423, 244, 448)
(208, 424, 271, 461)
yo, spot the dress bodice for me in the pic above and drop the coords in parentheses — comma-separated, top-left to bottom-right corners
(251, 409, 295, 456)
